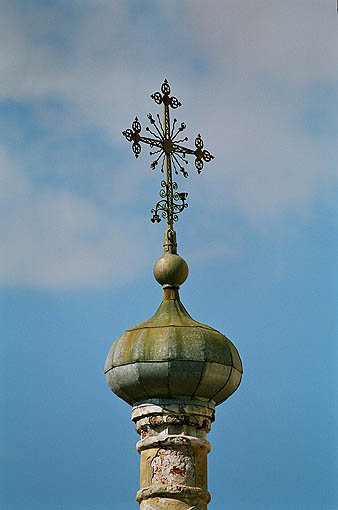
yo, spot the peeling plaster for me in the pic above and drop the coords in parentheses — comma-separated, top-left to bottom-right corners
(151, 447, 195, 486)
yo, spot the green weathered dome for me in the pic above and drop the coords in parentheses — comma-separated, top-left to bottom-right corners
(104, 287, 242, 406)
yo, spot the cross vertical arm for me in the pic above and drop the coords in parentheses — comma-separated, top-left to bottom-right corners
(121, 79, 214, 226)
(163, 97, 174, 230)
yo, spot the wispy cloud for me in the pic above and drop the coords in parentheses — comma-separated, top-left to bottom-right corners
(0, 0, 336, 287)
(0, 147, 148, 288)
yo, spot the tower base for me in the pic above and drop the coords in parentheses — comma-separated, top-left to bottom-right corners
(132, 399, 215, 510)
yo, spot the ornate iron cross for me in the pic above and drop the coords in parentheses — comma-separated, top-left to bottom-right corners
(122, 79, 214, 230)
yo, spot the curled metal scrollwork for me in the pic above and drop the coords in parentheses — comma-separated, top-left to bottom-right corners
(150, 79, 182, 110)
(122, 79, 213, 228)
(122, 116, 142, 159)
(151, 181, 188, 224)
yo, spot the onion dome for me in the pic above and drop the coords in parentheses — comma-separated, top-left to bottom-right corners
(104, 229, 242, 407)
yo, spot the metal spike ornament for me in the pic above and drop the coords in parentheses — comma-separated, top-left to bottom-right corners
(122, 79, 214, 230)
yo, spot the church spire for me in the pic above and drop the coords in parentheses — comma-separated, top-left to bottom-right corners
(106, 80, 242, 510)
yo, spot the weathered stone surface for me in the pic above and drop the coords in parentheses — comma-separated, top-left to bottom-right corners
(104, 288, 242, 407)
(141, 498, 205, 510)
(151, 447, 195, 486)
(133, 401, 213, 509)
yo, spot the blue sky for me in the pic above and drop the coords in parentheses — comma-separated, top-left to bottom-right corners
(1, 1, 337, 509)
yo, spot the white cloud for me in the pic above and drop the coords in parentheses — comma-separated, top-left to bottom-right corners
(0, 0, 337, 287)
(0, 148, 148, 288)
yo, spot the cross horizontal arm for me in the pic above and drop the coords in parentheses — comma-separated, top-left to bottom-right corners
(122, 80, 214, 222)
(172, 144, 196, 156)
(139, 136, 163, 149)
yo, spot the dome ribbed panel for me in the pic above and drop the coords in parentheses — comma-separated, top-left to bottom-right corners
(212, 367, 242, 404)
(194, 363, 232, 401)
(104, 289, 242, 406)
(168, 360, 205, 397)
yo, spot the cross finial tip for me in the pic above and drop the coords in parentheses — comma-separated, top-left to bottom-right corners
(122, 79, 214, 229)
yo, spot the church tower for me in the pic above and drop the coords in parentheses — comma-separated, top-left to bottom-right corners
(104, 80, 242, 509)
